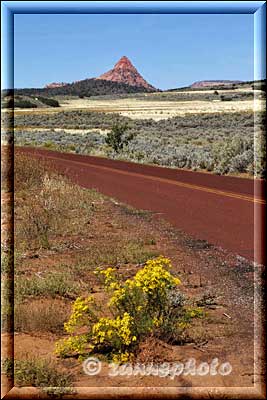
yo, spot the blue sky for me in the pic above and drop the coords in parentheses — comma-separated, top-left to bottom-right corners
(14, 13, 254, 89)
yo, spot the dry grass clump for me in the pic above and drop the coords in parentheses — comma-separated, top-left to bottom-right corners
(15, 299, 70, 334)
(15, 153, 97, 250)
(80, 239, 159, 269)
(15, 271, 84, 301)
(14, 153, 50, 192)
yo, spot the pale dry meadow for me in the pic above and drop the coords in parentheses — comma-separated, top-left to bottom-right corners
(13, 90, 264, 121)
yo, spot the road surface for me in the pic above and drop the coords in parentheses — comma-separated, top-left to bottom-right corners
(17, 147, 266, 265)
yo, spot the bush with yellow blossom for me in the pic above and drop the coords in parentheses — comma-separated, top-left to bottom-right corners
(55, 256, 202, 363)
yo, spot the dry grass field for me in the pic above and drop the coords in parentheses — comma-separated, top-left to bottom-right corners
(58, 98, 264, 120)
(11, 91, 264, 121)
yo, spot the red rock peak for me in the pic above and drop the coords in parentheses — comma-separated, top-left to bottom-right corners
(114, 56, 134, 69)
(96, 56, 155, 91)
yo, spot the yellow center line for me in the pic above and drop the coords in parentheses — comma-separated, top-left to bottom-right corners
(44, 154, 265, 205)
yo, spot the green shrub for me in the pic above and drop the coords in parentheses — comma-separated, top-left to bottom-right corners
(43, 141, 55, 149)
(1, 358, 14, 377)
(37, 96, 60, 107)
(15, 99, 37, 108)
(105, 122, 133, 153)
(220, 95, 232, 101)
(15, 272, 82, 300)
(14, 358, 72, 387)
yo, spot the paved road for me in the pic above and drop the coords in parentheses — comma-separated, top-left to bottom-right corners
(18, 147, 266, 265)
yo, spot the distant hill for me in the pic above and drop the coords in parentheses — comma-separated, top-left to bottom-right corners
(166, 79, 266, 92)
(13, 77, 155, 98)
(44, 82, 67, 89)
(191, 80, 243, 88)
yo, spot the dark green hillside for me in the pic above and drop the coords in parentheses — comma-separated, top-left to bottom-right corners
(12, 78, 156, 98)
(1, 93, 60, 109)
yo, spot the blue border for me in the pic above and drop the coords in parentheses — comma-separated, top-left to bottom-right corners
(1, 2, 14, 90)
(254, 2, 266, 80)
(2, 1, 266, 14)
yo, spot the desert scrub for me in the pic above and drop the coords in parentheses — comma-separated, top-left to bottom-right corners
(15, 154, 96, 250)
(55, 256, 204, 363)
(14, 153, 51, 192)
(16, 174, 86, 248)
(13, 109, 261, 175)
(12, 358, 72, 388)
(15, 271, 83, 301)
(2, 356, 74, 395)
(13, 109, 130, 130)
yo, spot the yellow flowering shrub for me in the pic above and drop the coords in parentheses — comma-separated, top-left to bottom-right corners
(105, 256, 181, 334)
(112, 351, 133, 364)
(184, 307, 205, 320)
(55, 334, 90, 358)
(55, 256, 195, 362)
(96, 267, 118, 288)
(64, 296, 97, 334)
(133, 256, 180, 294)
(91, 312, 137, 361)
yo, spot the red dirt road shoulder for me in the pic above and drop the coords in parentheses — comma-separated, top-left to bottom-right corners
(17, 147, 266, 264)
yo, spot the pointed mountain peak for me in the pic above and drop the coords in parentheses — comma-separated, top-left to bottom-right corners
(114, 56, 134, 69)
(96, 56, 156, 91)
